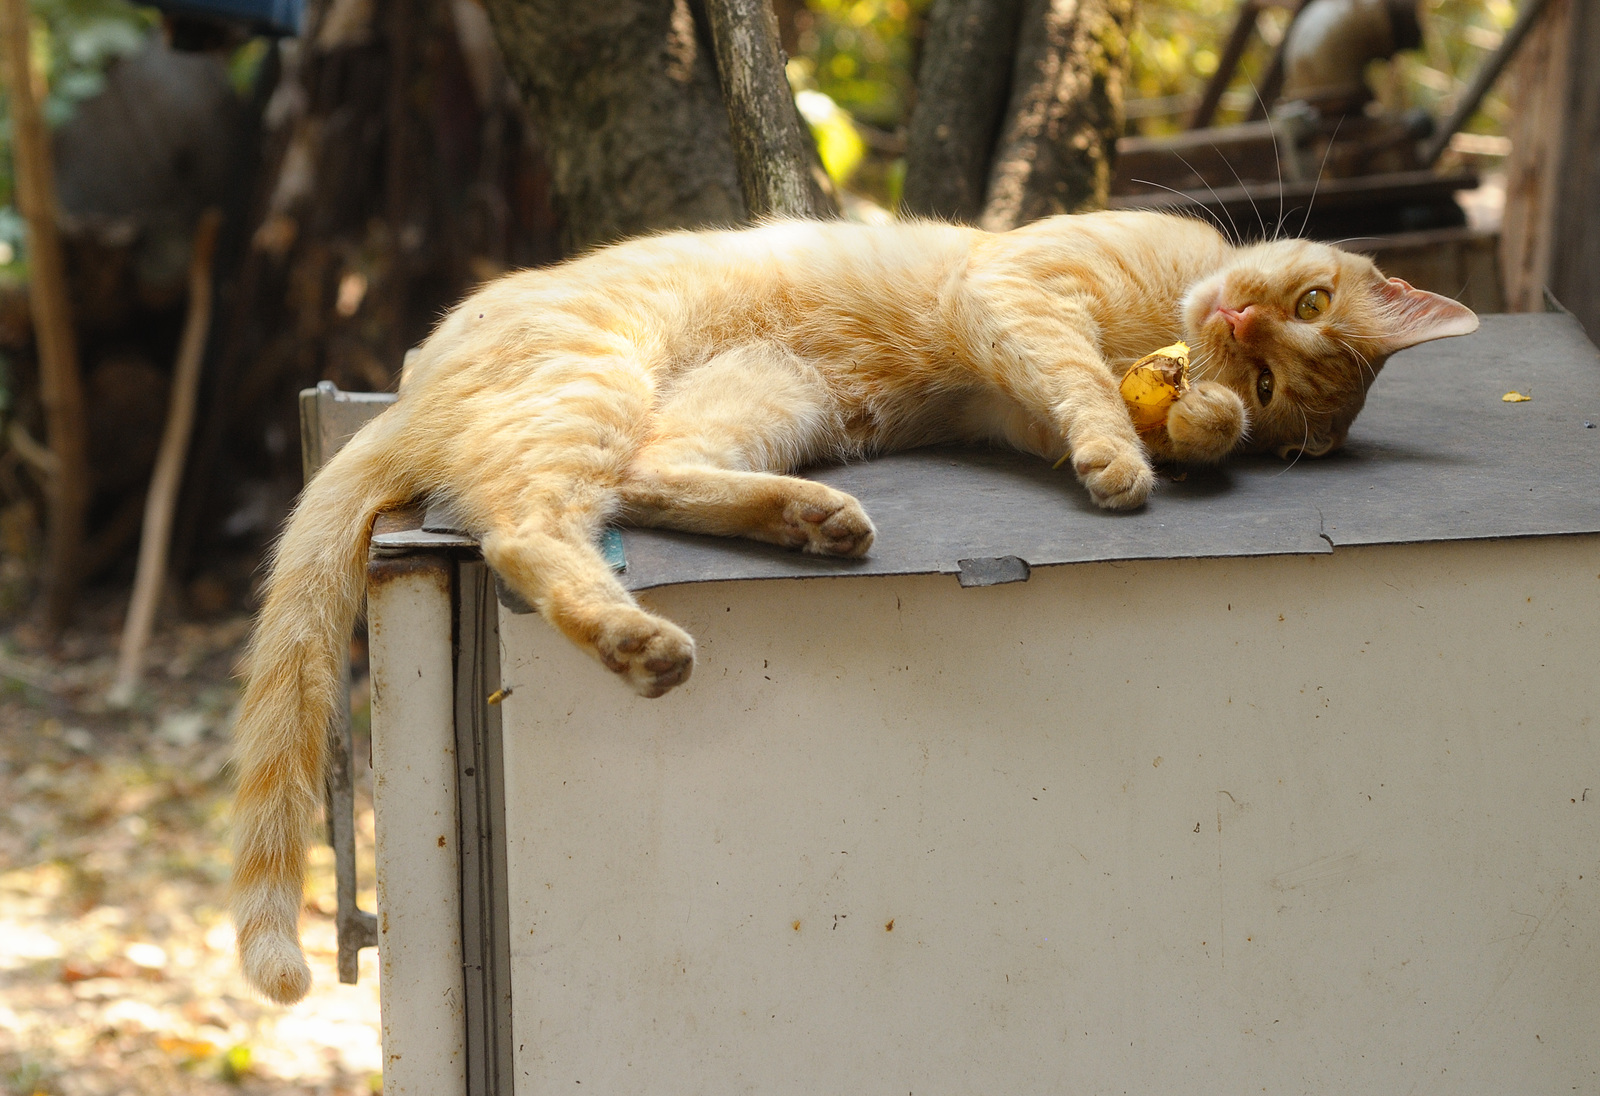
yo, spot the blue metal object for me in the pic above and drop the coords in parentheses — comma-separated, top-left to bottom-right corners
(144, 0, 304, 37)
(599, 528, 628, 573)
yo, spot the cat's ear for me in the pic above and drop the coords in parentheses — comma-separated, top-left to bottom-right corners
(1373, 277, 1479, 354)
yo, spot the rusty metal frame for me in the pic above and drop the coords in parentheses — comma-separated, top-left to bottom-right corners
(299, 381, 395, 982)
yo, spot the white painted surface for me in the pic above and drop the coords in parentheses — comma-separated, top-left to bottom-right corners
(496, 535, 1600, 1095)
(368, 562, 467, 1095)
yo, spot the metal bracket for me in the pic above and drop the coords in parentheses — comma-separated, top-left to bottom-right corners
(301, 381, 396, 984)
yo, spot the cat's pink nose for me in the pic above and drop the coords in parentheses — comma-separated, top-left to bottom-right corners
(1216, 304, 1257, 339)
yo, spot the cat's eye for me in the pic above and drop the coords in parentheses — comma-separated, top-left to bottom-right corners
(1295, 288, 1331, 321)
(1256, 368, 1274, 404)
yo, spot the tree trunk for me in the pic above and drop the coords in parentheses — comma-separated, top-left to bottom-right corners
(483, 0, 746, 252)
(703, 0, 835, 219)
(980, 0, 1132, 231)
(0, 0, 90, 630)
(901, 0, 1025, 223)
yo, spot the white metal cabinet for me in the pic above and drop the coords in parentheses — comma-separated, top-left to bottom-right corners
(490, 537, 1599, 1096)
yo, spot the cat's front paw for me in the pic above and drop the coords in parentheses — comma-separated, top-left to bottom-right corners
(1072, 436, 1155, 510)
(1166, 381, 1247, 462)
(595, 610, 696, 698)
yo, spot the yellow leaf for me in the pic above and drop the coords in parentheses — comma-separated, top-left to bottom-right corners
(1119, 342, 1191, 433)
(1502, 391, 1532, 402)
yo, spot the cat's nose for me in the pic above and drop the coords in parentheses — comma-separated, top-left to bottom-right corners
(1216, 304, 1257, 339)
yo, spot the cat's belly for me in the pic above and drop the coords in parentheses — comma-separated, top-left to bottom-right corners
(946, 388, 1061, 459)
(841, 388, 1058, 461)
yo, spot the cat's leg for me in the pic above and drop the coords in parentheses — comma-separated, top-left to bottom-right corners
(617, 343, 876, 556)
(981, 328, 1157, 509)
(479, 512, 695, 697)
(621, 463, 875, 556)
(444, 363, 695, 697)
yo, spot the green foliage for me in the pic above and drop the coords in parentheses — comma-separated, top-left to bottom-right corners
(790, 0, 931, 129)
(1130, 0, 1269, 113)
(27, 0, 156, 126)
(796, 85, 866, 185)
(219, 1043, 253, 1083)
(0, 0, 154, 271)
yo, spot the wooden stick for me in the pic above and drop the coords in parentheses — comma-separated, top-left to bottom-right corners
(108, 209, 223, 708)
(702, 0, 835, 220)
(1245, 0, 1313, 121)
(0, 0, 90, 630)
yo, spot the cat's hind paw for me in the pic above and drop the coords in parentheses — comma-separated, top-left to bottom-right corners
(781, 495, 876, 557)
(1072, 437, 1155, 510)
(595, 611, 696, 698)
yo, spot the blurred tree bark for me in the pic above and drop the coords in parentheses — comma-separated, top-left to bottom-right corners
(703, 0, 836, 218)
(904, 0, 1130, 228)
(1501, 0, 1600, 344)
(482, 0, 746, 251)
(902, 0, 1025, 222)
(981, 0, 1132, 230)
(175, 0, 563, 578)
(1500, 0, 1567, 315)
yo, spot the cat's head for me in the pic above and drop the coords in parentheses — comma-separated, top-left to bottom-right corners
(1180, 238, 1478, 458)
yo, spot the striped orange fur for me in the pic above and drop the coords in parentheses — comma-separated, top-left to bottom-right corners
(231, 211, 1477, 1003)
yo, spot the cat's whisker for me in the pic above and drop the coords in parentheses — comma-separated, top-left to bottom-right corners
(1212, 141, 1268, 242)
(1247, 81, 1286, 243)
(1274, 402, 1313, 478)
(1350, 345, 1380, 386)
(1297, 116, 1344, 241)
(1170, 151, 1246, 246)
(1129, 179, 1236, 242)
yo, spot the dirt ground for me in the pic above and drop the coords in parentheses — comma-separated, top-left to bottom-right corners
(0, 594, 382, 1096)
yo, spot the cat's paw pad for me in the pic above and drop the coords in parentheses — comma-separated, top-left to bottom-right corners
(1167, 381, 1247, 462)
(1072, 438, 1155, 510)
(782, 495, 876, 557)
(596, 613, 695, 698)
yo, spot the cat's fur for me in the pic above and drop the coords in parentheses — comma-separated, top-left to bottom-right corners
(229, 210, 1477, 1003)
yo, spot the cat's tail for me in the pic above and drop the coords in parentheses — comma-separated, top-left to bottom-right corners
(229, 408, 415, 1004)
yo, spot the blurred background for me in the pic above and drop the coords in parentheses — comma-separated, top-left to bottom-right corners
(0, 0, 1579, 1092)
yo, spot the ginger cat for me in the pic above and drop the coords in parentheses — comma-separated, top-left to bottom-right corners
(230, 210, 1477, 1003)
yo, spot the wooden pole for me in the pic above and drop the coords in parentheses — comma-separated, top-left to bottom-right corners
(0, 0, 89, 630)
(1419, 0, 1556, 167)
(702, 0, 835, 220)
(108, 210, 223, 707)
(1545, 0, 1600, 337)
(1189, 0, 1261, 130)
